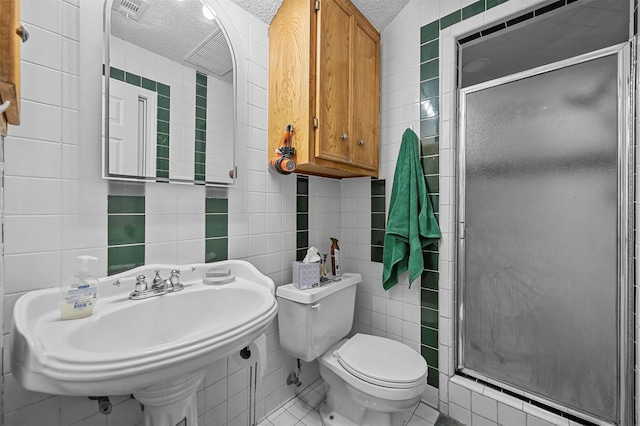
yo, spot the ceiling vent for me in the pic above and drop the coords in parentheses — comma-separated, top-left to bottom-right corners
(112, 0, 149, 22)
(184, 29, 233, 78)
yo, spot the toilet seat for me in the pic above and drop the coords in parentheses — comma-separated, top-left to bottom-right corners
(335, 334, 428, 389)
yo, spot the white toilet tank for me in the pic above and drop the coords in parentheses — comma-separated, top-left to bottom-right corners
(276, 273, 361, 362)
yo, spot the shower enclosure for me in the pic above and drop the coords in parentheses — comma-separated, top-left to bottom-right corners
(457, 43, 633, 425)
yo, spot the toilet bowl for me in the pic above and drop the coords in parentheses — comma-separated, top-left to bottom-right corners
(275, 274, 429, 426)
(317, 334, 428, 426)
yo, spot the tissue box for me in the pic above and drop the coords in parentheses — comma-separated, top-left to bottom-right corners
(292, 261, 320, 289)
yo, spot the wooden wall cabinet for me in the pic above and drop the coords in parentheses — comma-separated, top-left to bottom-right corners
(0, 0, 22, 136)
(268, 0, 380, 178)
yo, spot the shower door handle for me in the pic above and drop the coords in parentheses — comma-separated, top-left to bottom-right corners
(459, 221, 465, 240)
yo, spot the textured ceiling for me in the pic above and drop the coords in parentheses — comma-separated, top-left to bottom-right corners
(229, 0, 409, 31)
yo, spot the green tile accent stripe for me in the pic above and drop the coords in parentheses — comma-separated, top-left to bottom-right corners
(107, 195, 145, 276)
(205, 198, 228, 263)
(195, 72, 208, 182)
(110, 67, 170, 180)
(296, 175, 309, 261)
(370, 179, 386, 263)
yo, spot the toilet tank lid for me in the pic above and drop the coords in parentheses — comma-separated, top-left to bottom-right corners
(275, 273, 361, 304)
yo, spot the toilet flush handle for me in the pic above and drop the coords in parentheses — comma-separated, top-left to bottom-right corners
(311, 303, 321, 311)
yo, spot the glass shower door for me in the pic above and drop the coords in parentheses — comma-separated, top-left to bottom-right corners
(457, 44, 631, 424)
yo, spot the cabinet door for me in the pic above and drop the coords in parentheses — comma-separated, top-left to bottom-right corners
(315, 0, 351, 164)
(350, 16, 379, 170)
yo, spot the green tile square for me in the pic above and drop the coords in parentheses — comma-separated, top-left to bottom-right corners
(157, 108, 170, 123)
(421, 345, 439, 369)
(427, 366, 439, 388)
(440, 9, 461, 29)
(157, 170, 169, 179)
(196, 95, 208, 109)
(371, 196, 385, 213)
(462, 0, 485, 19)
(108, 195, 145, 214)
(371, 179, 385, 196)
(425, 175, 440, 193)
(297, 176, 309, 195)
(297, 213, 309, 231)
(157, 134, 170, 147)
(421, 270, 439, 290)
(371, 213, 386, 230)
(205, 238, 228, 263)
(110, 67, 125, 81)
(423, 252, 439, 271)
(195, 152, 206, 165)
(371, 246, 384, 263)
(421, 307, 438, 329)
(421, 326, 438, 348)
(195, 141, 207, 153)
(206, 198, 228, 213)
(156, 145, 169, 160)
(420, 117, 440, 138)
(196, 118, 207, 132)
(195, 163, 206, 175)
(296, 248, 307, 262)
(421, 155, 439, 175)
(487, 0, 509, 8)
(420, 21, 439, 44)
(196, 72, 208, 86)
(157, 120, 170, 135)
(296, 231, 309, 249)
(206, 214, 228, 238)
(430, 194, 439, 213)
(421, 137, 439, 156)
(108, 214, 145, 246)
(125, 72, 141, 87)
(421, 289, 439, 310)
(196, 106, 207, 120)
(158, 95, 170, 109)
(420, 79, 439, 100)
(420, 98, 440, 119)
(196, 84, 208, 98)
(142, 77, 157, 91)
(297, 195, 309, 213)
(156, 158, 169, 172)
(420, 40, 439, 63)
(371, 229, 385, 246)
(108, 244, 145, 276)
(157, 82, 170, 96)
(421, 59, 439, 82)
(196, 129, 207, 142)
(195, 174, 206, 181)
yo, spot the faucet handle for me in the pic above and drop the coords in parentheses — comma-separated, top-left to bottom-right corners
(170, 269, 184, 291)
(152, 270, 164, 289)
(135, 275, 147, 293)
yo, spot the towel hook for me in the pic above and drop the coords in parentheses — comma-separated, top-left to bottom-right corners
(409, 123, 414, 131)
(0, 101, 10, 115)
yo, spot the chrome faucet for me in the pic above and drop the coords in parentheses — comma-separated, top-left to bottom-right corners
(113, 269, 186, 300)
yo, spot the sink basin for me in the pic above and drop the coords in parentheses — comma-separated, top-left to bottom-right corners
(11, 260, 278, 397)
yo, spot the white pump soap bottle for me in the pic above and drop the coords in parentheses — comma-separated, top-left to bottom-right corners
(59, 255, 99, 320)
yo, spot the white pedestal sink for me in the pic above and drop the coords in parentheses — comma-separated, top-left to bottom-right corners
(11, 260, 278, 426)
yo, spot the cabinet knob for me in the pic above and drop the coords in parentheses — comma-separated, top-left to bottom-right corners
(358, 140, 365, 146)
(340, 133, 348, 140)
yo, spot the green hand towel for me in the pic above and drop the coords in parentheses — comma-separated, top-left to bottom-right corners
(382, 128, 441, 290)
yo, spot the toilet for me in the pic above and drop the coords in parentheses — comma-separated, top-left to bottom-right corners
(276, 273, 428, 426)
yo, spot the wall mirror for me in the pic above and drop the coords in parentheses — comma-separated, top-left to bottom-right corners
(103, 0, 237, 186)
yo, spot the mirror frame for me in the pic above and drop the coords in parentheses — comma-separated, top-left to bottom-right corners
(102, 0, 245, 186)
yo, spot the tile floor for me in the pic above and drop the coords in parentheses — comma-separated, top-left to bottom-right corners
(258, 379, 442, 426)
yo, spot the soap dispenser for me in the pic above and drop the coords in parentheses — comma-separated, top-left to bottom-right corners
(59, 255, 99, 320)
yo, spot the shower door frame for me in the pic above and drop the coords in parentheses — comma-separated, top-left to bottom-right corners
(456, 42, 634, 426)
